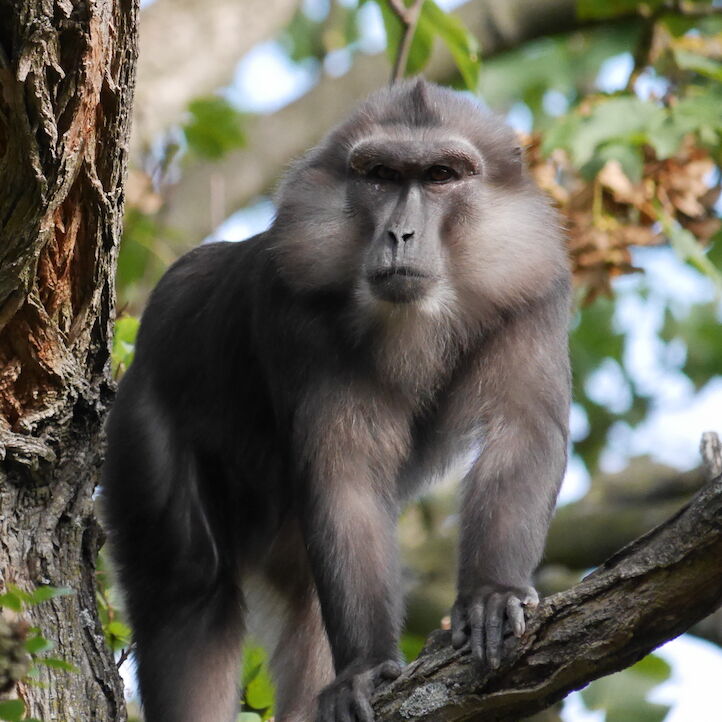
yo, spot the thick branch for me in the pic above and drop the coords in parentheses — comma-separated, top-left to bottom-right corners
(371, 444, 722, 721)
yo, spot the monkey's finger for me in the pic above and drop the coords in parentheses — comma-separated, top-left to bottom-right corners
(336, 687, 355, 722)
(484, 593, 505, 670)
(316, 691, 336, 722)
(522, 587, 540, 608)
(374, 660, 402, 685)
(469, 601, 485, 662)
(451, 603, 468, 649)
(506, 596, 525, 638)
(351, 675, 375, 722)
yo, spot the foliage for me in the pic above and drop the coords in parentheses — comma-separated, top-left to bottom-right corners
(0, 586, 77, 722)
(240, 644, 275, 720)
(111, 316, 140, 378)
(376, 0, 481, 88)
(182, 97, 247, 160)
(581, 653, 672, 722)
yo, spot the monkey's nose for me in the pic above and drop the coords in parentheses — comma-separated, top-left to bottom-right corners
(387, 229, 415, 244)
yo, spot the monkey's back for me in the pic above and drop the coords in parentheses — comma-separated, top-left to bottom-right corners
(104, 236, 294, 561)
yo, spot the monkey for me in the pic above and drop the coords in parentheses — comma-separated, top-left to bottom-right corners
(102, 78, 571, 722)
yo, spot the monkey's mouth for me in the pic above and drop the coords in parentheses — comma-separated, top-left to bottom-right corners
(367, 266, 432, 303)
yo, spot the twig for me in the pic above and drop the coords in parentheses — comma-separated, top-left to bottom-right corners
(371, 435, 722, 720)
(386, 0, 425, 85)
(116, 643, 133, 670)
(701, 431, 722, 481)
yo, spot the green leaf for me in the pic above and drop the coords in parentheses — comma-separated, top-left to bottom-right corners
(400, 632, 426, 662)
(577, 0, 664, 20)
(0, 591, 23, 612)
(662, 302, 722, 389)
(674, 48, 722, 82)
(237, 714, 263, 722)
(568, 97, 666, 166)
(379, 0, 436, 77)
(35, 657, 78, 673)
(241, 644, 266, 688)
(240, 643, 275, 714)
(0, 700, 26, 722)
(25, 634, 54, 655)
(582, 142, 644, 182)
(112, 316, 140, 375)
(245, 671, 275, 711)
(106, 620, 132, 641)
(660, 213, 722, 291)
(25, 585, 74, 606)
(422, 1, 481, 90)
(405, 9, 435, 76)
(183, 97, 247, 160)
(378, 0, 404, 69)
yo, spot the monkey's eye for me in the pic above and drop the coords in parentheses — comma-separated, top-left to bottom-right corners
(425, 165, 456, 183)
(368, 165, 401, 182)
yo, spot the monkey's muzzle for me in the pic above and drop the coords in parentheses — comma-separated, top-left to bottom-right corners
(367, 266, 432, 303)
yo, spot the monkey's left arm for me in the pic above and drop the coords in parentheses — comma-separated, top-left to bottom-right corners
(451, 293, 571, 669)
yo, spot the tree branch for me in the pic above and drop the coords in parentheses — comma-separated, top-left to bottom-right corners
(387, 0, 425, 85)
(371, 433, 722, 721)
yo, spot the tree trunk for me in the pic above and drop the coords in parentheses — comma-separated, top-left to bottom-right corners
(0, 0, 137, 718)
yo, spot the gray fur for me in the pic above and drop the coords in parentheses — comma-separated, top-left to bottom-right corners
(102, 79, 570, 722)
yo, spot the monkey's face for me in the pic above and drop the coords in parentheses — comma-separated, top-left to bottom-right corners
(273, 80, 567, 324)
(346, 134, 482, 306)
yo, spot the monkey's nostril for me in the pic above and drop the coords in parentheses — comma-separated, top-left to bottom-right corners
(387, 229, 415, 244)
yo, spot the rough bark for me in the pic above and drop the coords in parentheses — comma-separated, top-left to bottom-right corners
(371, 452, 722, 721)
(0, 0, 137, 718)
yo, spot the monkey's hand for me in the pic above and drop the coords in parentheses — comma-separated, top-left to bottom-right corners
(316, 659, 402, 722)
(450, 583, 539, 669)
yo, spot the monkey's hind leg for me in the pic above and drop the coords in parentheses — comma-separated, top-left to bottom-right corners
(103, 388, 244, 722)
(246, 522, 334, 722)
(131, 583, 244, 722)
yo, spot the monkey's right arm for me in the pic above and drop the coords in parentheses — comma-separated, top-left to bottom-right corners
(450, 291, 571, 669)
(294, 379, 405, 722)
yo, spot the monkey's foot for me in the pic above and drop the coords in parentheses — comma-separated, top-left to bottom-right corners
(316, 659, 402, 722)
(450, 584, 539, 670)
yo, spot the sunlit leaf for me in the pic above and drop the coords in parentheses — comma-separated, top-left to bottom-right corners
(112, 316, 140, 376)
(0, 700, 25, 722)
(25, 586, 73, 606)
(674, 48, 722, 82)
(24, 634, 54, 655)
(577, 0, 664, 20)
(183, 97, 247, 160)
(659, 210, 722, 291)
(35, 657, 78, 673)
(422, 1, 481, 90)
(378, 0, 434, 76)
